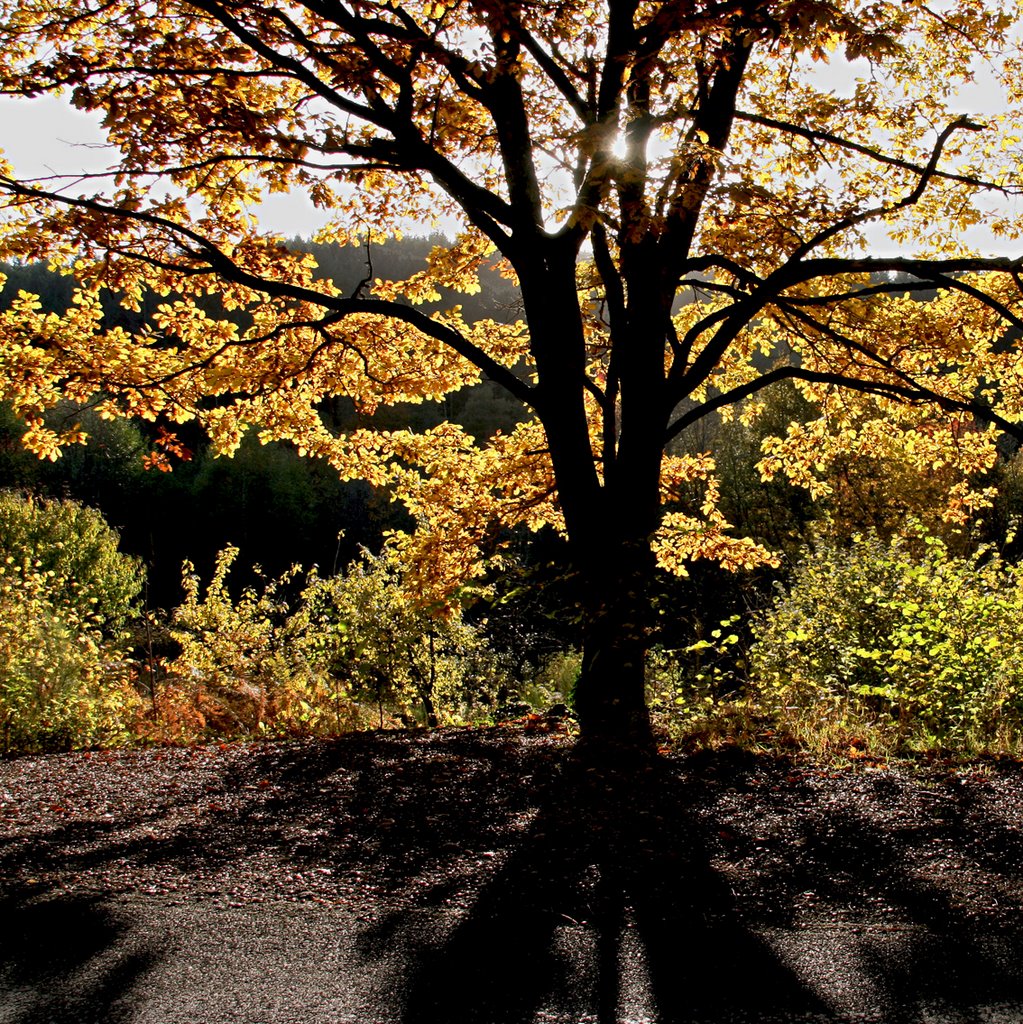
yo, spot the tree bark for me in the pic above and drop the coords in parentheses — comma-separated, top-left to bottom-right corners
(572, 537, 657, 752)
(521, 239, 665, 753)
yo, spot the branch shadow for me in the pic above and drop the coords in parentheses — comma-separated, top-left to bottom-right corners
(357, 747, 832, 1024)
(4, 736, 1023, 1023)
(736, 763, 1023, 1023)
(0, 885, 157, 1024)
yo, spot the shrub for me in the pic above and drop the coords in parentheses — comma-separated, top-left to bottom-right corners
(0, 490, 144, 632)
(291, 539, 500, 729)
(522, 649, 580, 712)
(0, 554, 139, 753)
(165, 546, 304, 736)
(163, 538, 501, 739)
(647, 615, 748, 733)
(749, 526, 1023, 751)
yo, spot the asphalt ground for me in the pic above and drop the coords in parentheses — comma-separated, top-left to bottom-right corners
(4, 732, 1023, 1023)
(3, 891, 1023, 1023)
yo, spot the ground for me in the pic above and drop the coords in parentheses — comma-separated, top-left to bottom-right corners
(2, 727, 1023, 1022)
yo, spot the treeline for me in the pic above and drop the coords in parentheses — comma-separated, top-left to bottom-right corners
(3, 242, 1023, 756)
(0, 233, 521, 326)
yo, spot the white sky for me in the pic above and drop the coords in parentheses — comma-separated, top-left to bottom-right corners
(1, 56, 1019, 254)
(0, 95, 334, 238)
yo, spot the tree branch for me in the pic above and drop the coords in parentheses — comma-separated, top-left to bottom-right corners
(787, 116, 986, 263)
(0, 176, 536, 408)
(665, 365, 1023, 444)
(671, 254, 1023, 404)
(735, 110, 1013, 195)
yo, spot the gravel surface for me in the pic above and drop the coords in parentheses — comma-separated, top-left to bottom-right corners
(3, 727, 1023, 1022)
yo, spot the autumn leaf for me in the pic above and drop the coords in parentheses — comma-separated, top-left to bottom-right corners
(0, 0, 1021, 740)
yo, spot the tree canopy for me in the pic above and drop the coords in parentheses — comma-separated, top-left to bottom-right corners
(1, 0, 1023, 744)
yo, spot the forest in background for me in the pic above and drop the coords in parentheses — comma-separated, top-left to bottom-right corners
(0, 237, 526, 605)
(3, 239, 1023, 758)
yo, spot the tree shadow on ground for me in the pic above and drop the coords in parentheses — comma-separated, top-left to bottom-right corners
(344, 742, 1023, 1023)
(3, 734, 1023, 1022)
(0, 886, 156, 1024)
(735, 762, 1023, 1024)
(356, 746, 830, 1024)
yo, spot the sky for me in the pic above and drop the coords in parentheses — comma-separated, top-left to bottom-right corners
(0, 95, 334, 239)
(0, 57, 1019, 254)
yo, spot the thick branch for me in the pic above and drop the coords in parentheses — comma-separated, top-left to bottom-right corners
(0, 177, 536, 408)
(659, 36, 752, 277)
(591, 222, 624, 469)
(672, 254, 1023, 404)
(185, 0, 517, 247)
(665, 366, 1023, 444)
(508, 18, 589, 120)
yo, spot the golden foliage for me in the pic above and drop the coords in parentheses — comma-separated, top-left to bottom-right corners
(0, 0, 1021, 592)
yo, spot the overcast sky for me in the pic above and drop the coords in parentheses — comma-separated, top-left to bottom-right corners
(0, 94, 333, 239)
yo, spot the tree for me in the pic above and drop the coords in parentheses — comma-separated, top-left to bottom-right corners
(1, 0, 1022, 748)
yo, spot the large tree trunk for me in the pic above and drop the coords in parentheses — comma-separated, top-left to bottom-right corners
(572, 538, 657, 752)
(520, 242, 666, 754)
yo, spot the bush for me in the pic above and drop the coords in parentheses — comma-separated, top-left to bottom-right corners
(749, 526, 1023, 752)
(164, 546, 303, 737)
(647, 615, 747, 733)
(0, 492, 143, 752)
(291, 539, 500, 729)
(0, 490, 143, 632)
(162, 538, 502, 740)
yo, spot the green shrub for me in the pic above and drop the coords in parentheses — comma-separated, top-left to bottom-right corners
(0, 490, 144, 632)
(0, 554, 139, 753)
(291, 541, 500, 729)
(520, 649, 580, 712)
(647, 615, 747, 732)
(164, 539, 502, 739)
(749, 526, 1023, 751)
(166, 546, 302, 736)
